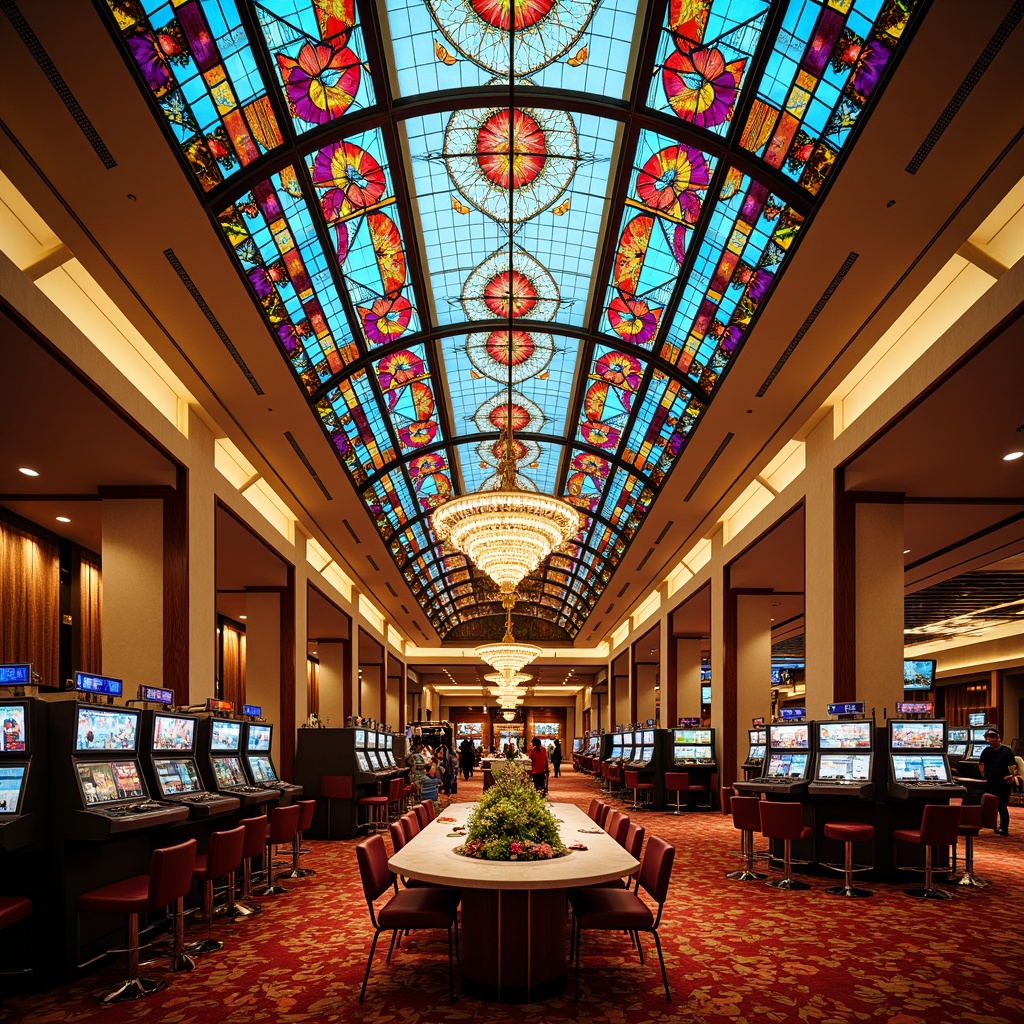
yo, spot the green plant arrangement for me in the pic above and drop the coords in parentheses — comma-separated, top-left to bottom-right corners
(455, 761, 569, 861)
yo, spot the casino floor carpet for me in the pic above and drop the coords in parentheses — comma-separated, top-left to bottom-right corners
(4, 775, 1022, 1024)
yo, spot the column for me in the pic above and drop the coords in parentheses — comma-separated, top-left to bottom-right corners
(186, 410, 216, 704)
(675, 638, 703, 724)
(736, 593, 773, 779)
(635, 662, 658, 724)
(317, 641, 347, 726)
(245, 591, 281, 767)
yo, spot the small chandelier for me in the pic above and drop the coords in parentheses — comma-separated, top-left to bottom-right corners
(485, 671, 532, 688)
(475, 598, 541, 675)
(502, 710, 516, 721)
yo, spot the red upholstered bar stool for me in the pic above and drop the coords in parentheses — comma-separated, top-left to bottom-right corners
(893, 803, 961, 900)
(281, 799, 317, 879)
(821, 822, 874, 898)
(0, 897, 32, 978)
(77, 838, 197, 1003)
(358, 786, 390, 836)
(664, 773, 691, 814)
(257, 802, 300, 897)
(320, 774, 352, 840)
(952, 793, 998, 888)
(759, 801, 813, 891)
(624, 769, 654, 811)
(189, 824, 245, 953)
(726, 796, 767, 881)
(720, 786, 734, 815)
(235, 814, 267, 917)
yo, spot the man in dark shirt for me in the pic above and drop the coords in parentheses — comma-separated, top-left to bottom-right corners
(978, 728, 1018, 835)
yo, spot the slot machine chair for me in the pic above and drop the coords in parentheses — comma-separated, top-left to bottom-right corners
(386, 777, 405, 822)
(951, 793, 997, 888)
(281, 799, 317, 879)
(77, 838, 197, 1003)
(235, 813, 267, 917)
(759, 801, 813, 891)
(189, 824, 246, 953)
(320, 774, 352, 840)
(358, 786, 390, 835)
(726, 796, 768, 881)
(624, 769, 654, 811)
(821, 822, 875, 898)
(258, 802, 301, 896)
(0, 897, 32, 978)
(665, 772, 710, 813)
(893, 803, 961, 900)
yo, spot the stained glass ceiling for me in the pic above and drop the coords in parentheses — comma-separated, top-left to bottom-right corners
(103, 0, 921, 642)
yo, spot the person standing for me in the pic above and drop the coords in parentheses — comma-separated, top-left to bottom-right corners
(459, 737, 475, 780)
(978, 727, 1019, 835)
(527, 737, 548, 792)
(551, 738, 562, 778)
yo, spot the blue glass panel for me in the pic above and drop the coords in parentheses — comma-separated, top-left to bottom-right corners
(316, 370, 395, 481)
(622, 370, 703, 487)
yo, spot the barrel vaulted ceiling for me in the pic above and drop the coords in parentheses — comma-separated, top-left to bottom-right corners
(72, 1, 925, 640)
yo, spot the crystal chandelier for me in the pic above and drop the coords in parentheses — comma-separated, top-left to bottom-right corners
(502, 710, 516, 721)
(476, 601, 541, 675)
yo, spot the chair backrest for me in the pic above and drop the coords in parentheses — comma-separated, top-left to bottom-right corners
(422, 799, 436, 821)
(147, 839, 198, 910)
(401, 811, 420, 842)
(918, 803, 961, 845)
(980, 792, 999, 830)
(413, 803, 429, 829)
(664, 772, 689, 792)
(623, 821, 645, 862)
(730, 796, 762, 833)
(624, 769, 641, 788)
(587, 798, 602, 821)
(356, 833, 395, 905)
(203, 824, 246, 879)
(268, 802, 301, 844)
(606, 810, 630, 846)
(637, 835, 675, 911)
(603, 807, 622, 836)
(758, 800, 804, 841)
(321, 775, 352, 800)
(594, 802, 610, 828)
(389, 819, 407, 852)
(297, 799, 316, 832)
(958, 803, 983, 830)
(241, 813, 269, 857)
(387, 777, 403, 803)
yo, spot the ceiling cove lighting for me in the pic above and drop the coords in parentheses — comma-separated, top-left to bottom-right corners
(56, 516, 71, 523)
(18, 467, 39, 477)
(1003, 451, 1023, 461)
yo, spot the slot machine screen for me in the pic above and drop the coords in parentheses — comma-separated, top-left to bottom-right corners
(211, 755, 247, 787)
(0, 765, 26, 814)
(152, 715, 196, 752)
(247, 725, 272, 751)
(365, 750, 381, 770)
(947, 743, 968, 758)
(355, 752, 371, 772)
(701, 685, 712, 704)
(0, 704, 27, 752)
(77, 761, 145, 805)
(610, 739, 623, 759)
(573, 738, 583, 753)
(248, 755, 278, 782)
(817, 721, 872, 750)
(969, 727, 989, 744)
(816, 754, 872, 781)
(355, 729, 366, 748)
(639, 746, 654, 762)
(676, 729, 712, 745)
(155, 758, 203, 796)
(75, 707, 139, 752)
(642, 730, 655, 746)
(889, 720, 945, 750)
(210, 719, 242, 751)
(765, 752, 808, 778)
(385, 734, 393, 751)
(748, 745, 766, 760)
(890, 753, 949, 782)
(769, 724, 809, 750)
(948, 728, 967, 744)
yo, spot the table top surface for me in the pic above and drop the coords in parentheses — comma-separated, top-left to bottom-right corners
(388, 802, 639, 890)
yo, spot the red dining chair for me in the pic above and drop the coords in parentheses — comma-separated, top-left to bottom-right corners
(188, 824, 245, 953)
(421, 799, 437, 822)
(414, 803, 430, 830)
(586, 798, 603, 822)
(604, 809, 630, 847)
(594, 802, 610, 829)
(400, 810, 421, 843)
(356, 834, 460, 1003)
(894, 803, 961, 900)
(591, 822, 645, 889)
(568, 835, 675, 1004)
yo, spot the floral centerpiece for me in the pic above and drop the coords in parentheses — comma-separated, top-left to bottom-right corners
(455, 761, 568, 861)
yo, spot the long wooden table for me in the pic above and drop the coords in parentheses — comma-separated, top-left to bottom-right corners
(389, 801, 637, 1002)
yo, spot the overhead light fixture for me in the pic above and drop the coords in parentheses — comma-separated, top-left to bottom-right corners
(484, 671, 532, 687)
(476, 599, 541, 675)
(502, 710, 516, 721)
(56, 516, 71, 523)
(18, 467, 39, 477)
(1004, 451, 1023, 461)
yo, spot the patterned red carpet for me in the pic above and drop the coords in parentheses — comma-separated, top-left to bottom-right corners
(5, 773, 1022, 1023)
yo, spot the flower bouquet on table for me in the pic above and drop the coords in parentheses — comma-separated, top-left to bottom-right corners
(455, 761, 568, 861)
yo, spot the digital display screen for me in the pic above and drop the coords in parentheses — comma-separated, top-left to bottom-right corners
(700, 667, 712, 682)
(0, 765, 26, 813)
(642, 730, 655, 745)
(890, 720, 945, 750)
(248, 755, 278, 782)
(155, 758, 203, 795)
(765, 752, 808, 778)
(610, 740, 623, 756)
(771, 663, 803, 683)
(365, 750, 381, 770)
(947, 743, 968, 758)
(701, 685, 712, 704)
(0, 665, 31, 686)
(748, 745, 765, 760)
(140, 685, 173, 705)
(247, 725, 272, 751)
(152, 715, 195, 752)
(816, 754, 871, 781)
(817, 721, 872, 750)
(210, 719, 241, 751)
(770, 724, 809, 750)
(969, 728, 989, 744)
(573, 739, 582, 753)
(826, 702, 865, 716)
(76, 707, 139, 751)
(355, 752, 370, 772)
(674, 745, 712, 762)
(74, 672, 123, 697)
(639, 746, 654, 762)
(948, 729, 967, 743)
(211, 755, 246, 787)
(895, 702, 933, 715)
(750, 728, 767, 746)
(78, 760, 145, 805)
(0, 705, 27, 752)
(903, 659, 936, 689)
(891, 753, 949, 783)
(355, 729, 366, 748)
(779, 707, 806, 721)
(243, 704, 262, 718)
(675, 729, 712, 745)
(206, 698, 233, 713)
(967, 712, 986, 727)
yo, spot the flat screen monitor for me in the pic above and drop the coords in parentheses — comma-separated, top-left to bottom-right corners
(74, 672, 123, 698)
(210, 719, 241, 752)
(384, 734, 393, 750)
(0, 765, 26, 814)
(139, 685, 173, 705)
(365, 750, 381, 770)
(816, 753, 872, 781)
(817, 721, 872, 750)
(642, 730, 655, 745)
(769, 723, 809, 750)
(700, 666, 712, 682)
(895, 701, 933, 715)
(903, 659, 936, 690)
(573, 739, 582, 753)
(77, 760, 145, 805)
(355, 729, 366, 748)
(0, 665, 31, 686)
(243, 704, 262, 718)
(0, 703, 27, 753)
(210, 755, 247, 787)
(639, 746, 654, 762)
(674, 745, 712, 762)
(675, 728, 712, 745)
(610, 740, 623, 757)
(967, 712, 986, 727)
(947, 743, 968, 758)
(701, 685, 712, 704)
(247, 725, 272, 751)
(779, 707, 806, 721)
(969, 727, 989, 744)
(748, 744, 765, 761)
(948, 728, 968, 743)
(355, 752, 370, 772)
(753, 728, 767, 745)
(890, 753, 949, 783)
(247, 755, 278, 782)
(154, 758, 203, 796)
(75, 707, 139, 752)
(771, 663, 804, 684)
(890, 720, 945, 751)
(152, 714, 196, 752)
(765, 752, 808, 778)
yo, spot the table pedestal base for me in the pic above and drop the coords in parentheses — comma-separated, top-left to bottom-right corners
(460, 887, 566, 1003)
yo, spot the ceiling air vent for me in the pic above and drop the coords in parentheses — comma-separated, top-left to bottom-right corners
(653, 521, 674, 544)
(284, 432, 331, 500)
(634, 547, 655, 572)
(366, 555, 379, 571)
(684, 433, 734, 502)
(605, 604, 615, 615)
(616, 582, 631, 598)
(385, 582, 397, 597)
(342, 519, 361, 543)
(401, 604, 409, 613)
(164, 250, 264, 395)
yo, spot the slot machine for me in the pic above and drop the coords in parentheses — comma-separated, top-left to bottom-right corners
(741, 727, 767, 777)
(886, 712, 965, 800)
(734, 716, 815, 796)
(242, 719, 303, 800)
(667, 726, 716, 808)
(196, 713, 276, 808)
(946, 728, 968, 763)
(0, 674, 48, 850)
(808, 706, 875, 800)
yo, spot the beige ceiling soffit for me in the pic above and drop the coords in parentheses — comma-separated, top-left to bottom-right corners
(22, 241, 72, 282)
(755, 474, 780, 498)
(958, 240, 1009, 280)
(238, 472, 263, 494)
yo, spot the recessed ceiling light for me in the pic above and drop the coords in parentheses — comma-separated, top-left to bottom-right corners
(238, 615, 247, 620)
(1003, 451, 1024, 461)
(903, 549, 911, 555)
(56, 516, 71, 523)
(18, 467, 39, 477)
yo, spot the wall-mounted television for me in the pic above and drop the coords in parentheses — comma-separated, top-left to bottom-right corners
(903, 659, 936, 690)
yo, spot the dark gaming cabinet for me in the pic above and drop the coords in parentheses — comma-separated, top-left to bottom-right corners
(741, 727, 767, 777)
(0, 692, 48, 851)
(242, 721, 302, 800)
(195, 716, 276, 809)
(734, 720, 816, 797)
(808, 718, 875, 800)
(886, 717, 965, 801)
